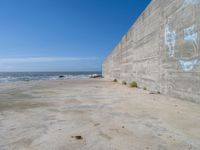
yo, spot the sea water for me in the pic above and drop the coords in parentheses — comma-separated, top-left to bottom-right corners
(0, 72, 101, 83)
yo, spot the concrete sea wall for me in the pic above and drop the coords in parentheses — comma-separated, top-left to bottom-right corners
(103, 0, 200, 103)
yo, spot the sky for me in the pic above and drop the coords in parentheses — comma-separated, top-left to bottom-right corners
(0, 0, 151, 72)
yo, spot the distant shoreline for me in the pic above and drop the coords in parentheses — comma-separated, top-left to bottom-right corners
(0, 71, 102, 83)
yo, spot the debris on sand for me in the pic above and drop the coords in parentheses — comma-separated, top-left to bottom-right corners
(71, 136, 83, 140)
(94, 123, 100, 127)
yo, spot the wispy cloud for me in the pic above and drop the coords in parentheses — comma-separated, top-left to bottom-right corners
(0, 57, 98, 64)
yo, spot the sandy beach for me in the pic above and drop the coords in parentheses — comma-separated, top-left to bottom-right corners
(0, 79, 200, 150)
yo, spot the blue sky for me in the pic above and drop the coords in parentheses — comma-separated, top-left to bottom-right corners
(0, 0, 151, 72)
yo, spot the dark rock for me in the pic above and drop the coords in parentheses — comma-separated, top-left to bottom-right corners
(89, 74, 102, 78)
(59, 75, 65, 78)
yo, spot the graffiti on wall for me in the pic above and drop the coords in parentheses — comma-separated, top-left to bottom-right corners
(165, 0, 199, 71)
(165, 26, 176, 57)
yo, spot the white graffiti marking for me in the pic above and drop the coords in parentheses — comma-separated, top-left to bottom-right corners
(184, 0, 198, 5)
(165, 26, 176, 57)
(179, 59, 198, 71)
(184, 25, 198, 45)
(165, 0, 199, 72)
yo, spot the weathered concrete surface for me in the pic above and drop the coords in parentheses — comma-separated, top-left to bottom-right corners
(0, 79, 200, 150)
(103, 0, 200, 103)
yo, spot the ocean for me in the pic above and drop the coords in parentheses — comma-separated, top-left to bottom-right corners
(0, 72, 101, 83)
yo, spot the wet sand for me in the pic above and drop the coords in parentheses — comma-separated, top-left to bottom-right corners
(0, 79, 200, 150)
